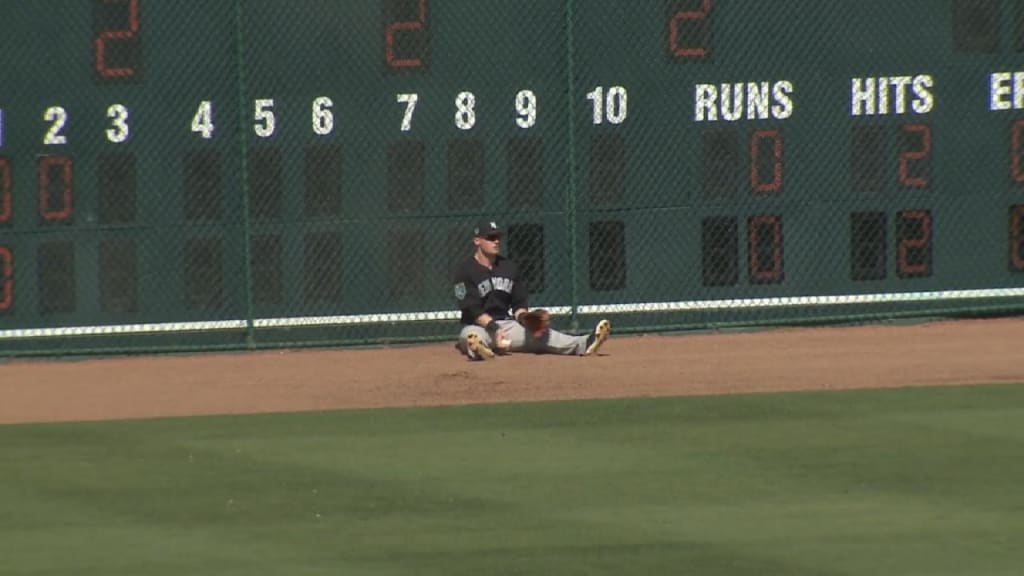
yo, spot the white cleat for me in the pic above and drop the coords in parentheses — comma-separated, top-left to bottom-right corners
(584, 319, 611, 356)
(466, 332, 495, 360)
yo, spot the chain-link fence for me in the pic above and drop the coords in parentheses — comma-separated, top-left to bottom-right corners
(1, 0, 1023, 356)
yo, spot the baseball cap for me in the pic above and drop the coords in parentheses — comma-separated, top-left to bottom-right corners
(473, 220, 503, 237)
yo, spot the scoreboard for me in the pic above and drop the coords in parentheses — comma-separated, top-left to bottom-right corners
(1, 0, 1023, 352)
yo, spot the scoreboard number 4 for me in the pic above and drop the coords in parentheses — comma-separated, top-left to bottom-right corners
(191, 101, 215, 139)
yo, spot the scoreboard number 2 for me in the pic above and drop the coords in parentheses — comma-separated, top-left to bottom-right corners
(385, 0, 429, 70)
(94, 0, 141, 81)
(43, 107, 69, 145)
(668, 0, 712, 59)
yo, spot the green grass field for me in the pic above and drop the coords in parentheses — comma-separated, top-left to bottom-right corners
(2, 384, 1023, 576)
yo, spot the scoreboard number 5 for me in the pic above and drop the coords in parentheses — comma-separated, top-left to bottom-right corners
(253, 99, 276, 138)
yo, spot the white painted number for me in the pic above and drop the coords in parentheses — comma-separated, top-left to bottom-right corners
(515, 90, 537, 129)
(312, 96, 334, 136)
(455, 91, 477, 130)
(43, 106, 68, 145)
(253, 98, 276, 138)
(586, 85, 629, 125)
(606, 86, 628, 124)
(397, 93, 418, 132)
(106, 104, 130, 143)
(191, 101, 214, 139)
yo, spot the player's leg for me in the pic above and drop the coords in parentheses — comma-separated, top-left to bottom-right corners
(496, 319, 527, 352)
(539, 329, 588, 355)
(584, 319, 612, 356)
(540, 319, 612, 356)
(458, 325, 494, 360)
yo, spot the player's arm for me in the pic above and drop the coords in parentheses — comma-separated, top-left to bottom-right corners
(512, 308, 528, 323)
(454, 274, 502, 337)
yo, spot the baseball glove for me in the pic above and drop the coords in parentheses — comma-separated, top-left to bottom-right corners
(519, 309, 551, 339)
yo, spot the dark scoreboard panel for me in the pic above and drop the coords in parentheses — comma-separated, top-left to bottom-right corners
(0, 0, 1022, 349)
(573, 0, 1024, 305)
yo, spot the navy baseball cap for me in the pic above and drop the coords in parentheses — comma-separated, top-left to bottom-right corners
(473, 220, 503, 237)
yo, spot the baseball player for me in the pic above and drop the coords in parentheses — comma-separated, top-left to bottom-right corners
(452, 219, 611, 360)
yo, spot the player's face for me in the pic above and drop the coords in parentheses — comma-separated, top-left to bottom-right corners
(475, 233, 502, 256)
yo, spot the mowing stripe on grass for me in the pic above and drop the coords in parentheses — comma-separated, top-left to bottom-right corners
(2, 384, 1022, 576)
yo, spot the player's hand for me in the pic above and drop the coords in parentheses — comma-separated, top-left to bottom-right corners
(494, 328, 512, 353)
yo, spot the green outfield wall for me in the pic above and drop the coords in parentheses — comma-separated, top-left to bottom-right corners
(1, 0, 1023, 354)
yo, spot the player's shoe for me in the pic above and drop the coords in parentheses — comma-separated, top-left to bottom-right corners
(584, 319, 611, 356)
(466, 332, 495, 360)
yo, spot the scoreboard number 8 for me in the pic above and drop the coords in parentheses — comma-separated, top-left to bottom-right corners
(454, 91, 477, 130)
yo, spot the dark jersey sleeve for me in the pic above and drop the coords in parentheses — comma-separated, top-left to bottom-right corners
(453, 259, 485, 323)
(508, 260, 529, 312)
